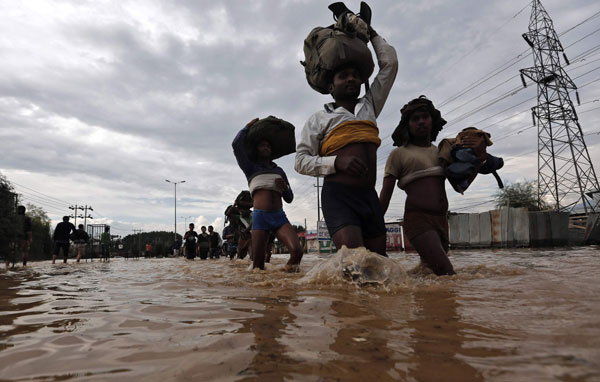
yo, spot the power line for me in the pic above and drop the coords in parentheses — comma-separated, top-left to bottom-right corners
(437, 8, 600, 110)
(419, 0, 532, 95)
(15, 190, 70, 210)
(10, 181, 72, 206)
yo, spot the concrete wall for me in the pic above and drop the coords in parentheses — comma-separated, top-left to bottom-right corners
(450, 208, 527, 248)
(528, 211, 569, 247)
(479, 212, 492, 247)
(584, 213, 600, 244)
(512, 208, 530, 246)
(449, 208, 576, 248)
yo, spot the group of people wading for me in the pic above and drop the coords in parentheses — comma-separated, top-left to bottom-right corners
(229, 3, 485, 276)
(6, 4, 496, 277)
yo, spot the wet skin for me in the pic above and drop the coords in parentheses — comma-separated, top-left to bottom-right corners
(379, 109, 455, 275)
(323, 67, 386, 255)
(249, 135, 303, 271)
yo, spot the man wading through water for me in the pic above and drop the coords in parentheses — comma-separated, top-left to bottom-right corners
(295, 19, 398, 255)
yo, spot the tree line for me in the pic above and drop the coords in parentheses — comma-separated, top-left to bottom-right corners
(1, 169, 548, 262)
(1, 174, 53, 261)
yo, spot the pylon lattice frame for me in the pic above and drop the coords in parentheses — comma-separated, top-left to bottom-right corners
(520, 0, 599, 214)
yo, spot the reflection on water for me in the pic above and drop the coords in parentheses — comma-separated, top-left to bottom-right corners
(0, 246, 599, 381)
(234, 295, 300, 381)
(408, 288, 488, 381)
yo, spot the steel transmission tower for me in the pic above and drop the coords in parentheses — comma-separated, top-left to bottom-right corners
(519, 0, 600, 214)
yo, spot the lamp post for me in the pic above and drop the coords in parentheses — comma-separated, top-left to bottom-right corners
(165, 179, 185, 242)
(181, 215, 193, 233)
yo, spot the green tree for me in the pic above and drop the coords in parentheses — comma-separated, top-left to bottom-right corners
(121, 231, 181, 256)
(0, 173, 17, 258)
(494, 181, 551, 211)
(25, 203, 53, 260)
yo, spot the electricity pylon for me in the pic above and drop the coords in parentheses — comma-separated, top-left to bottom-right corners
(519, 0, 599, 213)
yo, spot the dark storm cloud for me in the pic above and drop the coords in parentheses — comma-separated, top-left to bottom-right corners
(1, 0, 598, 229)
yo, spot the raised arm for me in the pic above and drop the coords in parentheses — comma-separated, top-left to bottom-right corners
(232, 118, 259, 176)
(294, 115, 337, 176)
(365, 32, 398, 117)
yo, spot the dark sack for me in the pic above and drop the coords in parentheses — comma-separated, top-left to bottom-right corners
(245, 116, 296, 160)
(235, 190, 253, 209)
(301, 7, 374, 94)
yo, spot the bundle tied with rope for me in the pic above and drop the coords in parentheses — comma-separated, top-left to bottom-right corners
(301, 2, 375, 94)
(244, 116, 296, 161)
(438, 128, 504, 194)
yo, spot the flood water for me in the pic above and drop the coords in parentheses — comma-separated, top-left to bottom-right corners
(1, 246, 599, 382)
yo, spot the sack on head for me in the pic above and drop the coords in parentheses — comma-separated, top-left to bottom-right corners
(301, 2, 374, 94)
(245, 116, 296, 160)
(235, 190, 253, 210)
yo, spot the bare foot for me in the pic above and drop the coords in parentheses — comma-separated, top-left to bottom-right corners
(282, 263, 300, 273)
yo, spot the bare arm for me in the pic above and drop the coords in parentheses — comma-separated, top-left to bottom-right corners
(365, 34, 398, 117)
(379, 176, 397, 215)
(276, 174, 294, 203)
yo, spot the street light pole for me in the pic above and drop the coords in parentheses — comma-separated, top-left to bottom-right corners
(181, 215, 193, 233)
(166, 179, 185, 242)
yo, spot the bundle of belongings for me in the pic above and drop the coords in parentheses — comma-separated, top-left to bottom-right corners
(438, 127, 504, 194)
(223, 204, 239, 259)
(234, 190, 253, 211)
(301, 2, 374, 94)
(245, 116, 296, 160)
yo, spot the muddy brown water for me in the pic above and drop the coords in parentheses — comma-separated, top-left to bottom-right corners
(1, 246, 599, 382)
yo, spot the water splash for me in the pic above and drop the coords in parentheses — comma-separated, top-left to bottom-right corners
(298, 246, 408, 287)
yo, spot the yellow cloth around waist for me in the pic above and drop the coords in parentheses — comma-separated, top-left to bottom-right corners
(320, 120, 381, 156)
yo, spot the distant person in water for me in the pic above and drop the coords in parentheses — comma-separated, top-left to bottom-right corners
(71, 224, 89, 263)
(380, 96, 463, 276)
(6, 205, 32, 269)
(52, 216, 75, 264)
(100, 226, 110, 262)
(207, 225, 221, 259)
(173, 236, 182, 257)
(233, 195, 253, 260)
(197, 225, 209, 260)
(183, 223, 198, 260)
(233, 119, 303, 272)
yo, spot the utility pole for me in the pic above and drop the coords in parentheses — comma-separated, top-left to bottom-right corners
(314, 177, 322, 222)
(181, 215, 192, 234)
(166, 179, 185, 242)
(69, 205, 94, 228)
(83, 205, 93, 230)
(132, 229, 143, 256)
(520, 0, 600, 213)
(69, 205, 78, 226)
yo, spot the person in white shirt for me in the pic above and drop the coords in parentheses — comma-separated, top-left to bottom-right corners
(295, 26, 397, 256)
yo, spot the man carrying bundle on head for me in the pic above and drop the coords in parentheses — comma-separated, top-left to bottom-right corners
(295, 2, 397, 256)
(232, 116, 303, 272)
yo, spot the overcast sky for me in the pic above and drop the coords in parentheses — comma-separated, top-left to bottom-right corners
(1, 0, 599, 237)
